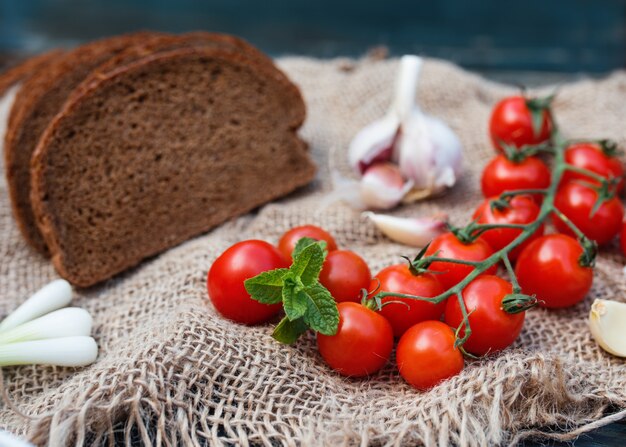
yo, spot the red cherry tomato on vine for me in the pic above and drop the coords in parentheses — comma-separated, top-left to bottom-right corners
(371, 264, 445, 337)
(317, 302, 393, 377)
(278, 225, 338, 260)
(444, 275, 524, 356)
(207, 240, 288, 324)
(561, 142, 624, 193)
(489, 96, 552, 152)
(481, 155, 551, 202)
(553, 182, 623, 246)
(319, 250, 371, 303)
(396, 321, 464, 390)
(472, 195, 544, 260)
(515, 234, 593, 309)
(424, 232, 497, 289)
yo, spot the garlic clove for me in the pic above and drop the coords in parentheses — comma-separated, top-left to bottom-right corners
(359, 162, 413, 210)
(348, 115, 398, 174)
(589, 299, 626, 357)
(364, 212, 447, 247)
(395, 110, 463, 196)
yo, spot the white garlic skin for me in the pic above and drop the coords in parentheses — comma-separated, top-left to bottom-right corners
(348, 116, 397, 174)
(359, 163, 413, 210)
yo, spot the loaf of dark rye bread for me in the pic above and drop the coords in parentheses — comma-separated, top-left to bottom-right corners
(30, 45, 315, 287)
(5, 32, 164, 254)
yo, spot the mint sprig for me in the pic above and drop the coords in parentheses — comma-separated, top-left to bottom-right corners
(244, 238, 339, 344)
(244, 268, 290, 304)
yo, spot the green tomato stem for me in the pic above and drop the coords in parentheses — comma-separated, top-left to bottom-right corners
(563, 163, 610, 185)
(498, 189, 548, 198)
(453, 292, 472, 348)
(502, 254, 521, 293)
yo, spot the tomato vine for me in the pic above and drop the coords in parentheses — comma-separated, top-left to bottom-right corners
(369, 99, 611, 348)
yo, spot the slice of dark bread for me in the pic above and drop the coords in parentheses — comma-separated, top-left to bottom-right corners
(31, 46, 315, 287)
(5, 31, 281, 256)
(4, 32, 165, 255)
(0, 50, 64, 97)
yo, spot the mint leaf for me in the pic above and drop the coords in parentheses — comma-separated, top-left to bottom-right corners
(244, 268, 289, 304)
(272, 316, 308, 344)
(292, 237, 318, 260)
(282, 276, 308, 320)
(301, 283, 339, 336)
(290, 241, 326, 286)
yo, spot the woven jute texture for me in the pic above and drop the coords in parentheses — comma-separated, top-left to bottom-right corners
(1, 55, 626, 446)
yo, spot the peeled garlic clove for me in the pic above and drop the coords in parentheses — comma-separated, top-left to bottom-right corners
(364, 212, 447, 247)
(359, 162, 413, 210)
(348, 115, 398, 174)
(589, 299, 626, 357)
(395, 110, 463, 195)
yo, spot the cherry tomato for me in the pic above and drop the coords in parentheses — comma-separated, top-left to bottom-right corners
(319, 250, 371, 303)
(553, 182, 623, 246)
(278, 225, 338, 260)
(207, 240, 288, 324)
(473, 195, 544, 260)
(317, 302, 393, 377)
(515, 234, 593, 308)
(621, 221, 626, 256)
(424, 232, 497, 289)
(444, 275, 524, 356)
(489, 95, 552, 152)
(371, 264, 445, 337)
(396, 321, 464, 390)
(481, 155, 551, 202)
(561, 142, 624, 193)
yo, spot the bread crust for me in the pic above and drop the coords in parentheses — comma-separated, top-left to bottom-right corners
(0, 50, 64, 97)
(64, 32, 294, 107)
(31, 46, 314, 287)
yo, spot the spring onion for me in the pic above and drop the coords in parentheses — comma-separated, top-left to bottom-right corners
(0, 308, 92, 345)
(0, 336, 98, 367)
(0, 279, 72, 333)
(0, 280, 98, 368)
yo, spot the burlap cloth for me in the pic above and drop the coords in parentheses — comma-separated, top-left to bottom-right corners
(0, 55, 625, 446)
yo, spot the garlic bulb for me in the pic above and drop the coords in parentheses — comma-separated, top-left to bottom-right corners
(365, 212, 447, 247)
(348, 55, 463, 203)
(589, 299, 626, 357)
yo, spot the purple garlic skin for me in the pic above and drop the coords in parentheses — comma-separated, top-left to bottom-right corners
(359, 163, 414, 209)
